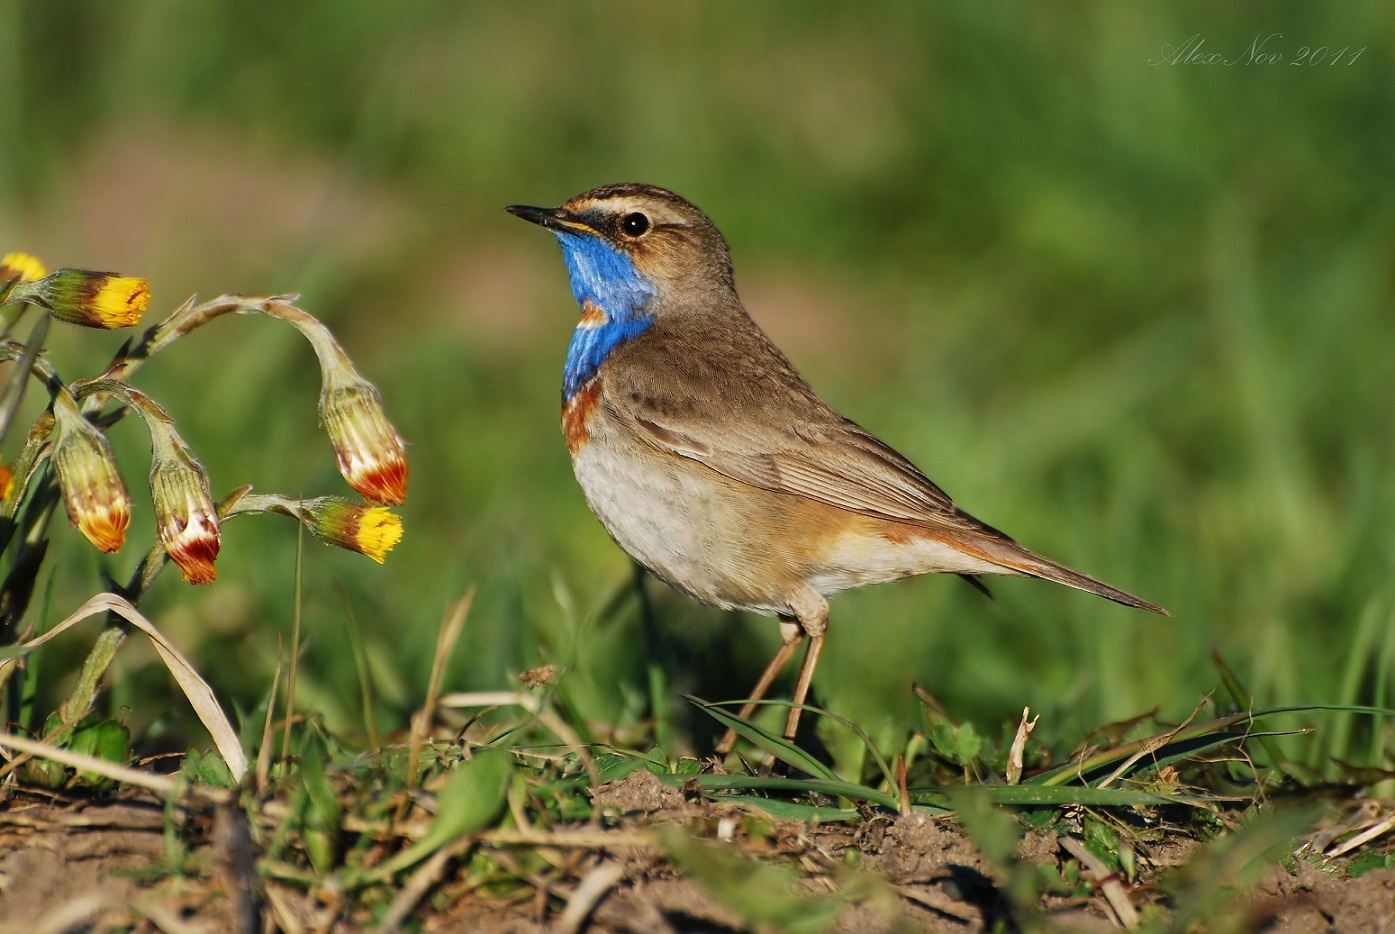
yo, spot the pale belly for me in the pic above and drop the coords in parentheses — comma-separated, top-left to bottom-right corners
(569, 423, 1010, 617)
(571, 435, 785, 613)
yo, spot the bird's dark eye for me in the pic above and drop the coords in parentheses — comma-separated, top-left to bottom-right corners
(620, 212, 650, 237)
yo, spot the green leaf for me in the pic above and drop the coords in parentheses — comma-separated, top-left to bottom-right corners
(29, 714, 131, 790)
(593, 752, 646, 783)
(181, 748, 235, 788)
(1081, 816, 1121, 871)
(359, 746, 514, 883)
(672, 756, 704, 776)
(70, 717, 129, 764)
(1348, 850, 1395, 877)
(928, 719, 984, 768)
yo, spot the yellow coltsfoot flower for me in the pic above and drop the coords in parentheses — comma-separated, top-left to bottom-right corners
(10, 268, 150, 328)
(0, 252, 47, 303)
(0, 252, 48, 284)
(308, 499, 403, 563)
(231, 493, 403, 563)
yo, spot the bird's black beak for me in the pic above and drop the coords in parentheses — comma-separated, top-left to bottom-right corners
(505, 204, 593, 235)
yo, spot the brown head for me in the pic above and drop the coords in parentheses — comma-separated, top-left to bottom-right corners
(507, 183, 738, 311)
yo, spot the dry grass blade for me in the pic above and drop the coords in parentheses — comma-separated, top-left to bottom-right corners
(1324, 813, 1395, 859)
(0, 313, 48, 440)
(0, 729, 179, 796)
(34, 892, 109, 934)
(407, 587, 475, 788)
(257, 636, 284, 795)
(281, 527, 304, 764)
(482, 828, 657, 850)
(263, 884, 308, 934)
(1007, 707, 1038, 785)
(894, 885, 975, 924)
(133, 896, 212, 934)
(554, 860, 626, 934)
(1097, 698, 1203, 789)
(377, 836, 475, 934)
(0, 592, 248, 780)
(0, 730, 232, 810)
(1061, 835, 1138, 929)
(213, 795, 259, 934)
(439, 690, 599, 786)
(1308, 800, 1383, 854)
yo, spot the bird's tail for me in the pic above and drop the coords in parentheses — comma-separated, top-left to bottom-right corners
(1010, 551, 1168, 615)
(940, 530, 1168, 616)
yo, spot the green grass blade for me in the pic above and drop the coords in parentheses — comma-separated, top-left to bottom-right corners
(715, 796, 863, 821)
(281, 518, 304, 763)
(0, 312, 47, 443)
(937, 784, 1210, 808)
(337, 585, 379, 749)
(685, 694, 837, 781)
(690, 695, 897, 789)
(1030, 711, 1255, 786)
(1028, 704, 1392, 789)
(1262, 704, 1395, 716)
(657, 771, 900, 810)
(1212, 649, 1306, 784)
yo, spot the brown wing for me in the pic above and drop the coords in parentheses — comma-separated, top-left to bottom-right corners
(601, 313, 1168, 615)
(602, 313, 987, 535)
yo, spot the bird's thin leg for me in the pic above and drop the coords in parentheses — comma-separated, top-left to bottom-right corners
(716, 617, 802, 756)
(783, 595, 830, 742)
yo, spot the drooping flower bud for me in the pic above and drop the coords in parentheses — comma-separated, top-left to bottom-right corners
(148, 419, 221, 584)
(320, 376, 408, 505)
(255, 300, 408, 505)
(11, 268, 149, 328)
(49, 391, 130, 553)
(73, 379, 221, 583)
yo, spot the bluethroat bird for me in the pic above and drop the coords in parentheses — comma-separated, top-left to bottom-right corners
(508, 183, 1166, 753)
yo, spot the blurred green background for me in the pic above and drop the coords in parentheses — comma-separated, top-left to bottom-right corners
(1, 2, 1391, 762)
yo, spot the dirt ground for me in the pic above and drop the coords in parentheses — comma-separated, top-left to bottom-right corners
(1, 770, 1393, 932)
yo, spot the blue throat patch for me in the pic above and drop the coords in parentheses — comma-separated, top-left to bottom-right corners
(555, 232, 657, 400)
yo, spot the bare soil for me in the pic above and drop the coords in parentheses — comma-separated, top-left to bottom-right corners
(1, 770, 1393, 932)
